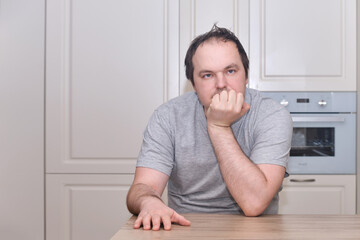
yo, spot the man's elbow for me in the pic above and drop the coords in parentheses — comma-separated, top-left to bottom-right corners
(241, 201, 268, 217)
(243, 209, 263, 217)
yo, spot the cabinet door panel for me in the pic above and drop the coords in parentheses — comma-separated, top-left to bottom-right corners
(0, 0, 45, 239)
(249, 0, 356, 91)
(279, 175, 356, 214)
(46, 0, 180, 173)
(280, 186, 344, 214)
(194, 0, 234, 36)
(46, 174, 132, 240)
(264, 0, 341, 77)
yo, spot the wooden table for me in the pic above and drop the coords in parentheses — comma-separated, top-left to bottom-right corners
(111, 213, 360, 239)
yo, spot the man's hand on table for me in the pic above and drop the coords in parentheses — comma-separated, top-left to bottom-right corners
(134, 197, 191, 231)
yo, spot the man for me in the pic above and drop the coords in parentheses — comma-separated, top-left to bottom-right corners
(126, 25, 292, 231)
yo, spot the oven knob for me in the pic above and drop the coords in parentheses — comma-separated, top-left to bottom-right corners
(318, 100, 327, 106)
(280, 99, 289, 107)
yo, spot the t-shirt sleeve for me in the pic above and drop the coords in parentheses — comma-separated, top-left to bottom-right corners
(136, 108, 175, 176)
(250, 101, 293, 169)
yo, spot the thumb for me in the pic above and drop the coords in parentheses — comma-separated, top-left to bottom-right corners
(171, 211, 191, 226)
(240, 101, 250, 116)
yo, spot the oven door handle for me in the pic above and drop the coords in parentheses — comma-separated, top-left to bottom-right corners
(291, 116, 345, 123)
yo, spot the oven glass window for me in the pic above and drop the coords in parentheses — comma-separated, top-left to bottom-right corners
(290, 127, 335, 156)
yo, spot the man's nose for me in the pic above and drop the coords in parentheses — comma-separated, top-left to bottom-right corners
(215, 73, 227, 89)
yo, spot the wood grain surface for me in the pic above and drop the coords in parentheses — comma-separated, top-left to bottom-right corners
(111, 213, 360, 240)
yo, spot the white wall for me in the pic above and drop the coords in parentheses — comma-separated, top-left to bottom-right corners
(0, 0, 44, 239)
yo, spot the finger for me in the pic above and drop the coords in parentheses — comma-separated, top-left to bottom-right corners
(228, 90, 236, 106)
(219, 90, 228, 103)
(235, 92, 244, 107)
(133, 216, 143, 229)
(171, 211, 191, 226)
(211, 93, 220, 105)
(233, 92, 243, 113)
(151, 214, 161, 231)
(162, 215, 172, 231)
(243, 101, 250, 110)
(142, 214, 152, 230)
(240, 101, 250, 116)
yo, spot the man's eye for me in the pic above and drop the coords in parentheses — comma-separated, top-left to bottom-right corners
(227, 69, 236, 74)
(202, 74, 212, 79)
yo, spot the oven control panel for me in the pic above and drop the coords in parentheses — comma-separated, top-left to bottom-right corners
(261, 92, 356, 113)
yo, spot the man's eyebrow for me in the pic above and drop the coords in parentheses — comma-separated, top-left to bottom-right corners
(224, 64, 240, 69)
(198, 70, 212, 76)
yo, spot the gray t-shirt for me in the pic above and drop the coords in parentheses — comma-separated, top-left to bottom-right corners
(137, 88, 292, 214)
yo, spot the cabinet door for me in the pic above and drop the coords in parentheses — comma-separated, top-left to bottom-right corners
(46, 0, 180, 173)
(179, 0, 250, 93)
(0, 0, 45, 239)
(249, 0, 356, 91)
(279, 175, 356, 214)
(46, 174, 133, 240)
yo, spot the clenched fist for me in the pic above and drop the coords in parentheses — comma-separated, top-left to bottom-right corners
(205, 89, 250, 128)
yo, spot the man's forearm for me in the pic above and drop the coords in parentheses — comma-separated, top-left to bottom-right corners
(207, 125, 276, 216)
(126, 183, 164, 215)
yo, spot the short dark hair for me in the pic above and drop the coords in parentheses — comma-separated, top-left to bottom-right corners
(184, 25, 249, 86)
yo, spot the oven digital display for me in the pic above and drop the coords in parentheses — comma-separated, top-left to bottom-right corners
(290, 127, 335, 157)
(296, 98, 310, 103)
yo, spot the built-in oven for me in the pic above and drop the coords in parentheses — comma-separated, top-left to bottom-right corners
(261, 92, 357, 174)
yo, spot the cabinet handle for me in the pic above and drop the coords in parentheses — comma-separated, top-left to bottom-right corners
(292, 117, 345, 123)
(290, 179, 316, 183)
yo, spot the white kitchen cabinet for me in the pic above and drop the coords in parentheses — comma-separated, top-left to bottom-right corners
(46, 0, 181, 239)
(46, 0, 180, 174)
(249, 0, 357, 91)
(46, 174, 133, 240)
(0, 0, 45, 239)
(279, 175, 356, 214)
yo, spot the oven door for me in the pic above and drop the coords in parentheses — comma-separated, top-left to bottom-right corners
(288, 113, 356, 174)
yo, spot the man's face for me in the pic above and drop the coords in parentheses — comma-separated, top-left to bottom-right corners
(192, 39, 248, 110)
